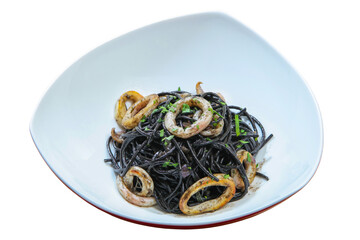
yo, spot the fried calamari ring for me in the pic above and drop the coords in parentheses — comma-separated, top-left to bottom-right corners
(111, 128, 125, 144)
(116, 175, 156, 207)
(114, 91, 144, 127)
(122, 94, 160, 129)
(123, 166, 154, 197)
(179, 174, 236, 215)
(164, 96, 212, 139)
(231, 150, 257, 190)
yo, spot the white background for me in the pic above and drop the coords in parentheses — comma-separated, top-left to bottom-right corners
(1, 0, 359, 239)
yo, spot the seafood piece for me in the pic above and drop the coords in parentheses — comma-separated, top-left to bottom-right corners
(122, 94, 160, 129)
(193, 107, 224, 138)
(111, 128, 125, 144)
(116, 175, 156, 207)
(159, 92, 192, 103)
(164, 96, 212, 139)
(200, 115, 224, 137)
(216, 92, 226, 102)
(114, 91, 143, 127)
(123, 166, 154, 197)
(179, 174, 236, 215)
(195, 81, 205, 94)
(195, 81, 226, 102)
(231, 150, 257, 190)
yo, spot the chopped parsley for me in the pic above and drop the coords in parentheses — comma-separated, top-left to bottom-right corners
(225, 144, 229, 148)
(247, 153, 252, 162)
(157, 118, 163, 123)
(140, 115, 146, 122)
(235, 114, 240, 136)
(188, 167, 192, 170)
(162, 159, 179, 168)
(159, 106, 168, 113)
(236, 144, 243, 148)
(152, 109, 159, 114)
(168, 104, 176, 112)
(182, 103, 191, 113)
(219, 101, 226, 106)
(256, 163, 259, 168)
(172, 128, 178, 132)
(178, 86, 181, 91)
(208, 108, 224, 118)
(159, 129, 164, 137)
(206, 137, 212, 141)
(224, 174, 230, 179)
(153, 99, 158, 104)
(196, 124, 200, 130)
(162, 135, 174, 142)
(239, 140, 249, 144)
(144, 127, 150, 131)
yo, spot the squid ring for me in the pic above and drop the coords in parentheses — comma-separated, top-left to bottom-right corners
(164, 96, 212, 139)
(200, 115, 224, 137)
(114, 91, 144, 127)
(123, 166, 154, 197)
(116, 175, 156, 207)
(179, 174, 236, 215)
(122, 94, 160, 129)
(231, 150, 257, 190)
(192, 110, 224, 138)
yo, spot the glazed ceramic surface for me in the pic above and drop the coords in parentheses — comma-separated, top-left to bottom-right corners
(30, 12, 323, 228)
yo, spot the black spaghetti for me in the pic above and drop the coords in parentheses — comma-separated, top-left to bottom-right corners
(105, 83, 273, 215)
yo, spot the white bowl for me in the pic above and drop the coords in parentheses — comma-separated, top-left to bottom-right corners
(30, 12, 323, 229)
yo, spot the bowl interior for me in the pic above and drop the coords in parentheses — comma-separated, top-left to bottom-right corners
(30, 12, 322, 227)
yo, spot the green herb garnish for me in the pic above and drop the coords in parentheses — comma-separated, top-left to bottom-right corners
(196, 124, 200, 130)
(206, 137, 212, 141)
(172, 128, 178, 132)
(168, 104, 176, 112)
(239, 140, 249, 144)
(159, 129, 164, 137)
(225, 144, 229, 148)
(162, 135, 174, 142)
(162, 159, 178, 168)
(220, 101, 226, 106)
(145, 127, 150, 131)
(178, 86, 181, 91)
(247, 153, 252, 162)
(224, 174, 230, 179)
(182, 103, 191, 113)
(152, 109, 159, 114)
(235, 114, 240, 136)
(208, 107, 224, 118)
(140, 115, 146, 122)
